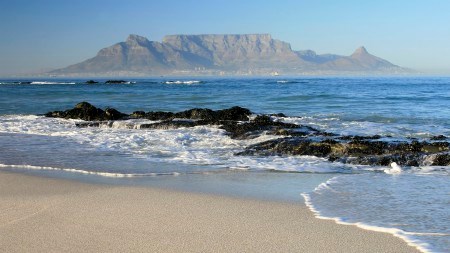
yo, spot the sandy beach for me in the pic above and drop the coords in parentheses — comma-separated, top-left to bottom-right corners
(0, 171, 419, 253)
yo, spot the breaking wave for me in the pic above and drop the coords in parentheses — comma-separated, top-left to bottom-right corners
(163, 80, 202, 85)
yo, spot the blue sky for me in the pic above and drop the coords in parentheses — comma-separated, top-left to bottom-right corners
(1, 0, 449, 75)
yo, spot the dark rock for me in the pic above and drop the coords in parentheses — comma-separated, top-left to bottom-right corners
(130, 111, 146, 118)
(175, 108, 216, 120)
(105, 108, 127, 120)
(105, 80, 129, 84)
(66, 102, 107, 121)
(270, 113, 287, 117)
(345, 140, 388, 156)
(430, 135, 447, 141)
(321, 139, 339, 144)
(253, 115, 273, 124)
(338, 135, 381, 141)
(238, 138, 333, 157)
(144, 111, 174, 121)
(140, 120, 197, 129)
(45, 102, 126, 121)
(85, 80, 98, 84)
(220, 118, 302, 139)
(216, 106, 252, 121)
(343, 154, 422, 167)
(238, 136, 450, 167)
(44, 110, 66, 118)
(75, 122, 101, 128)
(431, 153, 450, 166)
(274, 129, 310, 137)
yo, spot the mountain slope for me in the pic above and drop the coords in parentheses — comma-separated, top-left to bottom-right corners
(162, 34, 306, 69)
(51, 34, 409, 76)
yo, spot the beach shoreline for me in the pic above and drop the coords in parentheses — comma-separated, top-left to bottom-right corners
(0, 170, 420, 252)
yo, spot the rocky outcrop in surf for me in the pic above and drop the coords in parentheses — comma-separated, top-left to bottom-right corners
(45, 102, 127, 121)
(238, 138, 450, 166)
(44, 102, 450, 167)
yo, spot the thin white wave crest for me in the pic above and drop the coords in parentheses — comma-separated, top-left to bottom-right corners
(0, 163, 184, 178)
(164, 80, 201, 85)
(301, 191, 433, 253)
(1, 81, 75, 85)
(275, 80, 305, 84)
(31, 81, 76, 85)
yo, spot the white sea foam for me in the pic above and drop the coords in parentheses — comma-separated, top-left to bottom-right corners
(164, 80, 201, 85)
(384, 162, 403, 174)
(302, 173, 450, 253)
(278, 115, 449, 139)
(1, 115, 448, 176)
(0, 115, 352, 174)
(301, 190, 432, 253)
(0, 163, 203, 178)
(413, 166, 450, 175)
(0, 81, 77, 85)
(30, 81, 76, 85)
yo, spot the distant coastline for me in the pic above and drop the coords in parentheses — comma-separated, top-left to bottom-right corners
(47, 34, 413, 77)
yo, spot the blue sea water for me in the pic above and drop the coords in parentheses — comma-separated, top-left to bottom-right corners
(0, 77, 449, 252)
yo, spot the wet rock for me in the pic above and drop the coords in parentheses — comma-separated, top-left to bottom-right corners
(105, 80, 129, 84)
(238, 138, 333, 157)
(175, 108, 216, 121)
(430, 135, 447, 141)
(75, 122, 101, 128)
(140, 107, 251, 122)
(143, 111, 174, 121)
(44, 110, 66, 118)
(65, 102, 106, 121)
(216, 106, 252, 121)
(430, 153, 450, 166)
(130, 111, 146, 118)
(105, 108, 127, 120)
(220, 115, 303, 139)
(45, 102, 126, 121)
(338, 135, 382, 141)
(140, 120, 197, 129)
(253, 115, 273, 124)
(85, 80, 98, 84)
(238, 137, 450, 167)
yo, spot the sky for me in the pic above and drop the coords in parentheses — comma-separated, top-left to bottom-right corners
(0, 0, 449, 75)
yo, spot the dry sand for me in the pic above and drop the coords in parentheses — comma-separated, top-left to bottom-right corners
(0, 171, 419, 252)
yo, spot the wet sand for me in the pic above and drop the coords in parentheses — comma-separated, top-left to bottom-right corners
(0, 171, 419, 252)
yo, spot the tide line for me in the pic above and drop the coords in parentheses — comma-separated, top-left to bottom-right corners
(301, 192, 432, 253)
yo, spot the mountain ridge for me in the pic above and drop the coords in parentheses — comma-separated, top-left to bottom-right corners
(51, 34, 411, 76)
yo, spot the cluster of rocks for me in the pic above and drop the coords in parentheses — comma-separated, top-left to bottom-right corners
(45, 102, 450, 167)
(45, 102, 127, 121)
(238, 137, 450, 166)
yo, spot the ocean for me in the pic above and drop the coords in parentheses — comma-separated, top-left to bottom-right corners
(0, 77, 449, 252)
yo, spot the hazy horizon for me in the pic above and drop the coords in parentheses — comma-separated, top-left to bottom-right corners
(1, 0, 449, 76)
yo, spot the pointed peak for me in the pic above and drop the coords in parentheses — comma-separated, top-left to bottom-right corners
(352, 46, 369, 55)
(126, 34, 149, 44)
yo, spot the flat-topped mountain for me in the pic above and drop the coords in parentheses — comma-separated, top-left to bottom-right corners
(51, 34, 410, 76)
